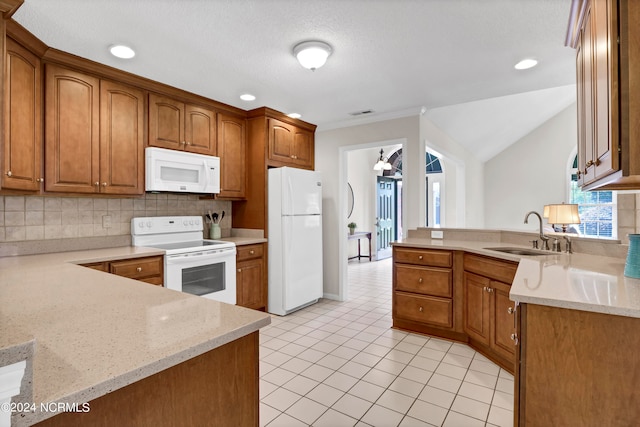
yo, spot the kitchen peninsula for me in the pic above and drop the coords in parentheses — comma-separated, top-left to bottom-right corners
(393, 228, 640, 426)
(0, 247, 270, 427)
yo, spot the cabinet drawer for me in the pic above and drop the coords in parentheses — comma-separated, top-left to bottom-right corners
(139, 276, 164, 286)
(394, 247, 452, 268)
(394, 292, 452, 328)
(464, 253, 517, 284)
(395, 265, 452, 298)
(81, 262, 107, 272)
(110, 256, 163, 280)
(237, 244, 264, 262)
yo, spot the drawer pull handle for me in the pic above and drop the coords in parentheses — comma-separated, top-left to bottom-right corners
(419, 306, 423, 312)
(237, 268, 242, 273)
(511, 333, 519, 345)
(6, 171, 12, 177)
(484, 286, 494, 293)
(418, 255, 423, 260)
(507, 307, 514, 314)
(418, 277, 423, 283)
(249, 250, 255, 255)
(136, 267, 142, 272)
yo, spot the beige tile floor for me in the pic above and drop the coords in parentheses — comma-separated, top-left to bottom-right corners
(259, 258, 514, 427)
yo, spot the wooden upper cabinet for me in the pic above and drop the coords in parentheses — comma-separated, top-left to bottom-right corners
(45, 64, 100, 193)
(3, 38, 42, 191)
(217, 113, 246, 199)
(44, 64, 144, 194)
(148, 94, 184, 150)
(267, 118, 314, 169)
(99, 80, 145, 194)
(148, 93, 216, 155)
(185, 104, 216, 155)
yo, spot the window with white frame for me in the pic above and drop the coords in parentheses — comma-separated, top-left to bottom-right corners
(569, 155, 617, 238)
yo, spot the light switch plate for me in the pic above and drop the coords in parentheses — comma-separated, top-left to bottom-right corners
(431, 230, 444, 239)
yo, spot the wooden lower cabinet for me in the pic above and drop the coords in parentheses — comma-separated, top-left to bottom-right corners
(80, 255, 164, 286)
(393, 247, 518, 374)
(463, 254, 518, 373)
(516, 304, 640, 426)
(34, 332, 259, 427)
(236, 243, 267, 310)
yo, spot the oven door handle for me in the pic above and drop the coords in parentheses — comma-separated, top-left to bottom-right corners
(166, 250, 232, 264)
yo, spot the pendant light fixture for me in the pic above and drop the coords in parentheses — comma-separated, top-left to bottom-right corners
(373, 149, 392, 171)
(293, 41, 332, 71)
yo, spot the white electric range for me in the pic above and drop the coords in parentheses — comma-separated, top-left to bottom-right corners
(131, 216, 236, 304)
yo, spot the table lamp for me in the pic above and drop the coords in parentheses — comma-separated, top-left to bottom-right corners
(546, 203, 581, 233)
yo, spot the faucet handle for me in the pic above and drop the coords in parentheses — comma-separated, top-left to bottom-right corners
(529, 240, 539, 249)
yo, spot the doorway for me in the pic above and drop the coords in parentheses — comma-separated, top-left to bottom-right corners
(376, 176, 397, 260)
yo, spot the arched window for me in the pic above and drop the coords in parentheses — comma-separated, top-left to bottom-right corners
(569, 154, 616, 238)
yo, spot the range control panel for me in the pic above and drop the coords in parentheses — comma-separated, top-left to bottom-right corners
(131, 216, 203, 235)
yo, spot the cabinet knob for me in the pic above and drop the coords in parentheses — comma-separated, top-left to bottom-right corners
(249, 250, 255, 255)
(136, 267, 142, 272)
(94, 182, 100, 186)
(586, 160, 595, 168)
(418, 277, 423, 283)
(418, 255, 423, 260)
(507, 307, 514, 314)
(237, 268, 241, 273)
(510, 333, 519, 345)
(36, 178, 43, 182)
(483, 286, 488, 292)
(418, 306, 423, 312)
(181, 141, 186, 145)
(185, 141, 191, 146)
(6, 171, 12, 177)
(102, 182, 107, 187)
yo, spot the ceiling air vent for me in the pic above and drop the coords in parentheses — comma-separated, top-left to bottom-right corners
(349, 109, 375, 116)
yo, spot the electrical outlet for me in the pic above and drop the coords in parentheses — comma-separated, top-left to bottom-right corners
(431, 230, 444, 239)
(102, 215, 112, 229)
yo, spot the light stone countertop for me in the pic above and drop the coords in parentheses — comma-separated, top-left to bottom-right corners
(394, 237, 640, 319)
(0, 246, 271, 426)
(221, 236, 268, 246)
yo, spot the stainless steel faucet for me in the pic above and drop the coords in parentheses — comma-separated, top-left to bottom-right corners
(524, 211, 550, 250)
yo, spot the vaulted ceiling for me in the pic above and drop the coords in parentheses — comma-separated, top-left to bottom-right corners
(13, 0, 576, 161)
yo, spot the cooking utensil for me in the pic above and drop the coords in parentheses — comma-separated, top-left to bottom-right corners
(213, 213, 219, 224)
(220, 211, 225, 223)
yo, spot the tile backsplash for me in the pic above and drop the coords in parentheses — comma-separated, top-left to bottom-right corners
(0, 193, 231, 242)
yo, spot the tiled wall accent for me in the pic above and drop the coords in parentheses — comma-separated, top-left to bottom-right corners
(617, 193, 637, 244)
(0, 194, 231, 242)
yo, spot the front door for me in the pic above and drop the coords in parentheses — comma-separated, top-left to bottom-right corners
(376, 176, 396, 260)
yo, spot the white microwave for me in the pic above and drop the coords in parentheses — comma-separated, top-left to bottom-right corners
(145, 147, 220, 194)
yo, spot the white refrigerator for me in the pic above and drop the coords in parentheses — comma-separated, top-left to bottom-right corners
(268, 167, 323, 315)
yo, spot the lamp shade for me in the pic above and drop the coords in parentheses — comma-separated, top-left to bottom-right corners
(543, 205, 549, 218)
(547, 204, 581, 225)
(293, 41, 332, 71)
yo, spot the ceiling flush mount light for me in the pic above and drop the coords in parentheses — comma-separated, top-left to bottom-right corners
(240, 93, 256, 101)
(109, 44, 135, 59)
(514, 58, 538, 70)
(373, 149, 392, 171)
(287, 113, 302, 119)
(293, 40, 332, 71)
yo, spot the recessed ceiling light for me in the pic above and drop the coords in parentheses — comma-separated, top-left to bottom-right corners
(287, 113, 302, 119)
(514, 59, 538, 70)
(109, 44, 135, 59)
(240, 93, 256, 101)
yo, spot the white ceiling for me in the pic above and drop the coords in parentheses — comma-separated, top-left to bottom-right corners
(13, 0, 577, 161)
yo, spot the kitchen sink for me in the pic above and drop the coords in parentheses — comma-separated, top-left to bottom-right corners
(483, 247, 549, 256)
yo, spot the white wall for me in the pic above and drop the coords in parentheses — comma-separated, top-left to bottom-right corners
(484, 103, 577, 231)
(316, 115, 420, 300)
(420, 116, 485, 228)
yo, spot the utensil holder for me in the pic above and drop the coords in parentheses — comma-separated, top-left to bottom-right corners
(624, 234, 640, 279)
(209, 224, 221, 240)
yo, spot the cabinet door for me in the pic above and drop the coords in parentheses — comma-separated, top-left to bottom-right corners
(292, 127, 313, 169)
(3, 38, 42, 191)
(45, 64, 100, 193)
(100, 80, 145, 195)
(491, 280, 516, 361)
(592, 0, 618, 181)
(148, 93, 184, 150)
(185, 104, 216, 155)
(217, 113, 246, 199)
(237, 259, 265, 310)
(463, 272, 491, 345)
(267, 118, 294, 164)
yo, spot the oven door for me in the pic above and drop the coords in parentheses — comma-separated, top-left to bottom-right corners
(165, 249, 236, 304)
